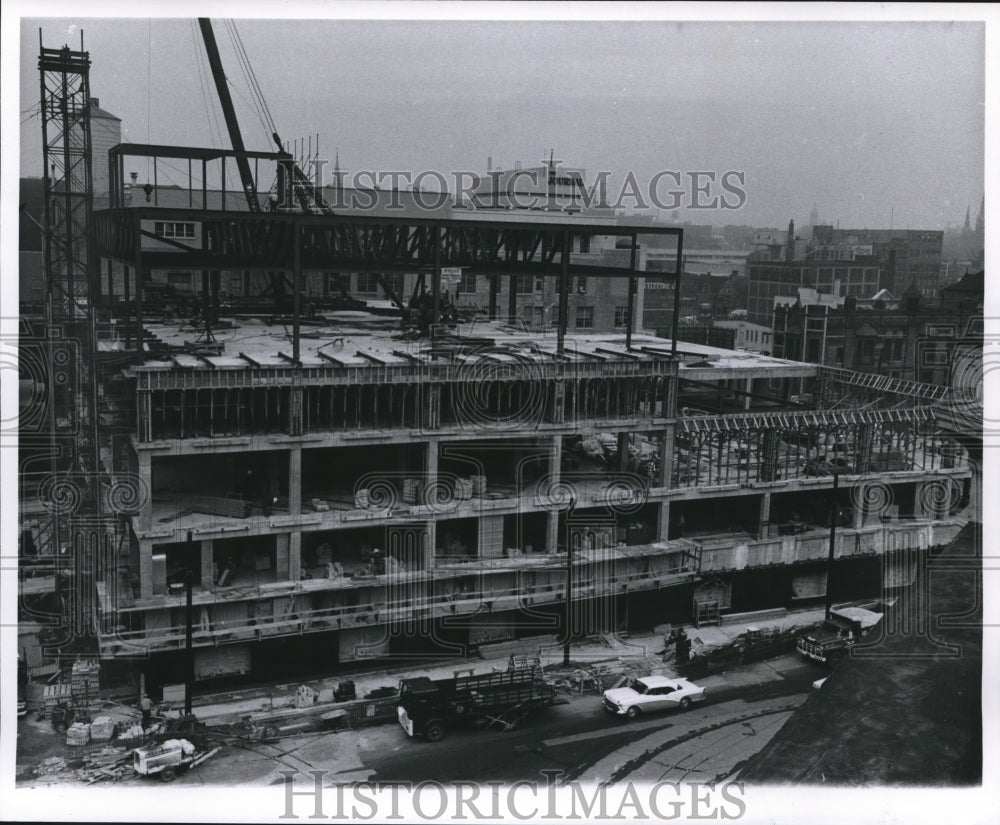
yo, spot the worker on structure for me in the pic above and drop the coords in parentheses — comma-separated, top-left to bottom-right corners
(140, 694, 154, 728)
(675, 628, 691, 664)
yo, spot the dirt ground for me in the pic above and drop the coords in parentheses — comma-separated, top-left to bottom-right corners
(738, 521, 983, 785)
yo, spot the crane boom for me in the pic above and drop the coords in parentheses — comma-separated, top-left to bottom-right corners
(198, 18, 260, 212)
(196, 20, 405, 314)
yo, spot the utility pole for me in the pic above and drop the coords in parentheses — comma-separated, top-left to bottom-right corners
(184, 530, 195, 716)
(563, 496, 576, 667)
(824, 473, 840, 620)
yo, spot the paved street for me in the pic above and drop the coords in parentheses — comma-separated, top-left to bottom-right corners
(154, 653, 821, 787)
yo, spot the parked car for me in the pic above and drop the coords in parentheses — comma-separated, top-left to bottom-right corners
(602, 675, 706, 719)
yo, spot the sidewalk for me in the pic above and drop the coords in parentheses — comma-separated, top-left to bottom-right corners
(187, 605, 828, 725)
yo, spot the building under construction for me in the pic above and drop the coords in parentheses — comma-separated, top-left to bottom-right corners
(18, 31, 978, 691)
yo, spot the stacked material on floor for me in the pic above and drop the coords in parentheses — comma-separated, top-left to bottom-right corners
(188, 494, 251, 519)
(117, 724, 145, 740)
(454, 478, 473, 500)
(89, 716, 116, 742)
(70, 659, 100, 699)
(470, 474, 487, 496)
(66, 721, 91, 746)
(295, 685, 317, 708)
(402, 478, 424, 504)
(42, 683, 72, 709)
(37, 756, 68, 775)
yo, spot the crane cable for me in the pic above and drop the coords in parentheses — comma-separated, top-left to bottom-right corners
(224, 19, 277, 143)
(191, 19, 225, 150)
(222, 19, 269, 142)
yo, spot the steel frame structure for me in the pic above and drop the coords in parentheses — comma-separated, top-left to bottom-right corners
(92, 146, 685, 364)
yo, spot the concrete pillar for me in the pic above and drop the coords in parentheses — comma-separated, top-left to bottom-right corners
(658, 424, 675, 488)
(664, 374, 678, 419)
(424, 384, 441, 430)
(617, 432, 631, 470)
(546, 510, 560, 554)
(552, 379, 566, 424)
(139, 538, 153, 600)
(969, 455, 983, 523)
(289, 531, 302, 582)
(744, 378, 753, 410)
(288, 446, 302, 516)
(758, 492, 772, 539)
(915, 480, 949, 521)
(545, 434, 563, 554)
(658, 500, 671, 542)
(267, 451, 282, 505)
(275, 533, 290, 580)
(425, 441, 438, 482)
(548, 434, 562, 478)
(200, 539, 214, 589)
(424, 520, 437, 569)
(478, 515, 504, 558)
(289, 385, 303, 436)
(853, 491, 867, 530)
(137, 452, 152, 532)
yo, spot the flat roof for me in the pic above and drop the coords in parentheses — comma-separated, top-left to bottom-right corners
(122, 315, 814, 379)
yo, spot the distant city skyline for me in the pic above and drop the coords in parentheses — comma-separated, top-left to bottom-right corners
(17, 14, 986, 231)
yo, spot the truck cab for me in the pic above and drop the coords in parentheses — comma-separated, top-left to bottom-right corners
(797, 606, 883, 665)
(397, 677, 447, 741)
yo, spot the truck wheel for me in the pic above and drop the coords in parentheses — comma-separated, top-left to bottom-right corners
(626, 706, 641, 720)
(679, 697, 692, 711)
(159, 767, 177, 783)
(828, 651, 845, 666)
(52, 719, 68, 733)
(423, 721, 445, 742)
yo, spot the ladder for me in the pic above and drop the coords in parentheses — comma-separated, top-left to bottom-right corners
(694, 600, 721, 627)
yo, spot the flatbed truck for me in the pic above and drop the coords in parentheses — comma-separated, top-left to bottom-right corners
(398, 659, 556, 742)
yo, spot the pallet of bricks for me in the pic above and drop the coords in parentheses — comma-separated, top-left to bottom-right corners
(89, 716, 116, 743)
(66, 721, 91, 747)
(42, 682, 72, 712)
(71, 659, 101, 700)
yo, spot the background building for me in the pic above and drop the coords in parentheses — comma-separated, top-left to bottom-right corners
(772, 275, 983, 384)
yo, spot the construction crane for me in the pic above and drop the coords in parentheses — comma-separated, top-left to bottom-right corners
(195, 19, 410, 314)
(196, 19, 260, 213)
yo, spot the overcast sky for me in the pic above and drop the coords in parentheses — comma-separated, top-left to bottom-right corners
(18, 15, 985, 230)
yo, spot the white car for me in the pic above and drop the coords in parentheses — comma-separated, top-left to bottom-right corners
(602, 675, 706, 719)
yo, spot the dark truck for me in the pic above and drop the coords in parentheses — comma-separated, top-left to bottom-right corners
(397, 660, 556, 742)
(796, 605, 884, 665)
